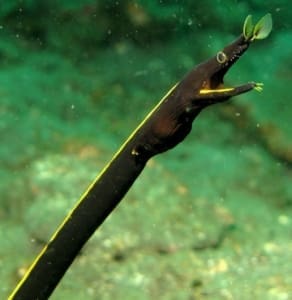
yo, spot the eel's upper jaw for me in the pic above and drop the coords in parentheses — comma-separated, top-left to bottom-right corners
(199, 35, 253, 98)
(211, 35, 250, 88)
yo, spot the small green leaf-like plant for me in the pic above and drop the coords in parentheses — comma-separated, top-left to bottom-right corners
(243, 15, 254, 40)
(243, 13, 272, 41)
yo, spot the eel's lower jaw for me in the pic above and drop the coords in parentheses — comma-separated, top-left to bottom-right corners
(199, 81, 264, 97)
(232, 81, 264, 95)
(252, 82, 264, 92)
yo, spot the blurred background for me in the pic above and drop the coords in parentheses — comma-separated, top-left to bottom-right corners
(0, 1, 291, 299)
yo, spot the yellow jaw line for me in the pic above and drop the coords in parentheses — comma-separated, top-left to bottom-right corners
(199, 87, 234, 94)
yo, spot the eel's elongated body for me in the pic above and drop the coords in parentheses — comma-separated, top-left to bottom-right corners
(9, 14, 272, 299)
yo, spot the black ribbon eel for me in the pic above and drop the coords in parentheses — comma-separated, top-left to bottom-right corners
(9, 14, 272, 299)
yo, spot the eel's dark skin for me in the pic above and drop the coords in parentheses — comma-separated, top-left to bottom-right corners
(9, 34, 262, 299)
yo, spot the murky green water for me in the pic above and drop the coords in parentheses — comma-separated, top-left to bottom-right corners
(1, 2, 291, 299)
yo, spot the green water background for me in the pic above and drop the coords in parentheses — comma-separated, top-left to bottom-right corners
(0, 1, 291, 299)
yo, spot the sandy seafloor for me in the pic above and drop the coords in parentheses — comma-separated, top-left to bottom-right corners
(1, 17, 292, 300)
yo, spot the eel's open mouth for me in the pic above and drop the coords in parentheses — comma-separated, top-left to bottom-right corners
(197, 13, 272, 100)
(197, 38, 263, 100)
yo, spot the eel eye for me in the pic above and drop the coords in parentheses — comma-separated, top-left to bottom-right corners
(216, 51, 228, 64)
